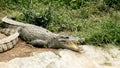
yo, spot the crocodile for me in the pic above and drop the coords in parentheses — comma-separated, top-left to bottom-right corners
(1, 16, 85, 52)
(0, 27, 19, 52)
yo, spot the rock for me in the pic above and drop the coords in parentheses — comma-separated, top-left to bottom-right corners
(0, 49, 100, 68)
(0, 45, 120, 68)
(81, 45, 120, 68)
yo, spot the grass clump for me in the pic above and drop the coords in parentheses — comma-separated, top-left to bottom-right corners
(87, 20, 120, 45)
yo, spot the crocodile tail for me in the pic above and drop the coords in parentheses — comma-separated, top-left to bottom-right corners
(2, 16, 29, 26)
(0, 27, 20, 52)
(0, 31, 19, 52)
(0, 28, 17, 36)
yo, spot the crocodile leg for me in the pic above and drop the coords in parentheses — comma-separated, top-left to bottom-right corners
(29, 39, 48, 48)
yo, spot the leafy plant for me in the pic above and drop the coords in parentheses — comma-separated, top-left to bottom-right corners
(22, 8, 51, 28)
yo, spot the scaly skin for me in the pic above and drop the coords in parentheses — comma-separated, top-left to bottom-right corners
(1, 16, 85, 52)
(0, 28, 19, 52)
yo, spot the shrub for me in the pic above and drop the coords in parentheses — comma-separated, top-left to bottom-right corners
(22, 6, 51, 28)
(6, 2, 52, 29)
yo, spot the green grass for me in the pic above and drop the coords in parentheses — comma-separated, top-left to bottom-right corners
(86, 20, 120, 45)
(1, 0, 120, 46)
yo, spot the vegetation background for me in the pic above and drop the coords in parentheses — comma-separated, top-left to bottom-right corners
(0, 0, 120, 46)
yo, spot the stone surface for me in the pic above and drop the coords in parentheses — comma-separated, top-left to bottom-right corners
(82, 45, 120, 68)
(0, 45, 120, 68)
(0, 50, 100, 68)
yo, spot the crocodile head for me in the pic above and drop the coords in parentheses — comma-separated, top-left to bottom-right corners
(48, 35, 84, 52)
(57, 35, 85, 44)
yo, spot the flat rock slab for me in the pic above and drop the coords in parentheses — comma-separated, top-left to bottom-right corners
(0, 49, 100, 68)
(0, 45, 120, 68)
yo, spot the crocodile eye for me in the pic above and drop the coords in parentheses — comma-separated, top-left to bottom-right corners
(59, 35, 70, 39)
(65, 36, 69, 39)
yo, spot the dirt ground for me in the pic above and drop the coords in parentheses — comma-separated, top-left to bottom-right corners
(0, 33, 56, 62)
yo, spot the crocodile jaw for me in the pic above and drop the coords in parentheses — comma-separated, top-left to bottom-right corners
(62, 41, 80, 52)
